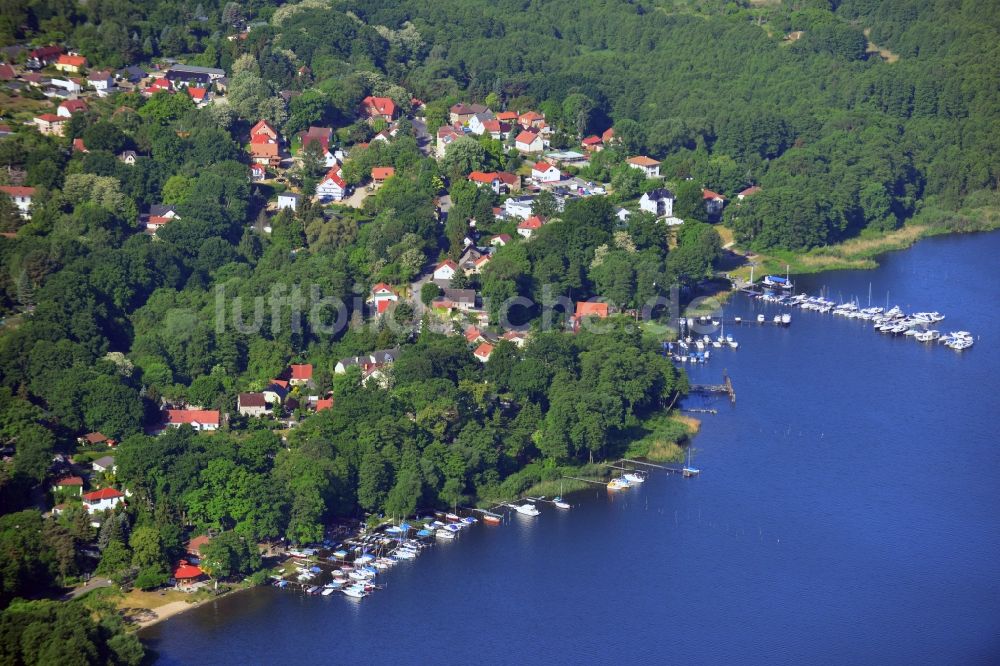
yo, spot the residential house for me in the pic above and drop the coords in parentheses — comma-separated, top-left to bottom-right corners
(316, 166, 347, 201)
(82, 487, 125, 513)
(289, 364, 313, 387)
(300, 126, 338, 166)
(186, 535, 211, 562)
(503, 195, 535, 220)
(490, 234, 512, 247)
(616, 207, 631, 223)
(145, 204, 179, 232)
(515, 129, 544, 154)
(172, 560, 205, 589)
(187, 86, 208, 106)
(361, 96, 398, 122)
(54, 54, 87, 73)
(118, 150, 138, 165)
(459, 247, 490, 276)
(118, 65, 147, 83)
(78, 432, 111, 447)
(571, 301, 610, 331)
(250, 135, 281, 167)
(433, 259, 459, 283)
(495, 111, 518, 123)
(262, 382, 288, 405)
(237, 392, 269, 417)
(167, 64, 225, 81)
(467, 170, 519, 195)
(473, 342, 494, 363)
(531, 161, 561, 183)
(517, 215, 545, 239)
(449, 103, 478, 125)
(518, 111, 545, 129)
(0, 186, 35, 218)
(334, 348, 398, 374)
(92, 456, 117, 474)
(164, 409, 220, 432)
(467, 112, 497, 135)
(639, 188, 676, 218)
(703, 189, 726, 218)
(315, 398, 334, 412)
(47, 77, 82, 96)
(465, 326, 487, 344)
(370, 283, 399, 314)
(87, 70, 114, 95)
(72, 138, 88, 153)
(737, 186, 761, 200)
(251, 119, 279, 142)
(436, 125, 464, 158)
(627, 156, 661, 178)
(435, 288, 477, 312)
(371, 166, 395, 186)
(249, 163, 266, 182)
(501, 330, 527, 348)
(581, 135, 603, 152)
(602, 127, 616, 145)
(479, 119, 505, 140)
(57, 98, 87, 117)
(27, 45, 63, 69)
(277, 192, 300, 211)
(51, 476, 84, 495)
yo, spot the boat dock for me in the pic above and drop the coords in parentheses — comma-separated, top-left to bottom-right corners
(690, 372, 736, 404)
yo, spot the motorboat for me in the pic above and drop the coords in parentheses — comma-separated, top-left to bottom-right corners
(756, 314, 765, 324)
(622, 471, 646, 484)
(513, 503, 541, 516)
(436, 529, 456, 540)
(483, 514, 502, 525)
(343, 585, 367, 599)
(606, 477, 631, 491)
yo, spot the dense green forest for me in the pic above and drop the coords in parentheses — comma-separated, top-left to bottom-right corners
(0, 0, 996, 650)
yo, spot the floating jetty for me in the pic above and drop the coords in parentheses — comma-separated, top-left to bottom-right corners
(744, 289, 976, 351)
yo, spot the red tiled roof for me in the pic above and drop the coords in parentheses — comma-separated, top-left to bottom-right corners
(362, 96, 396, 118)
(315, 398, 333, 411)
(495, 111, 518, 121)
(627, 156, 660, 167)
(82, 432, 108, 444)
(251, 119, 277, 137)
(322, 167, 346, 188)
(186, 535, 211, 556)
(54, 476, 84, 487)
(0, 64, 15, 80)
(83, 487, 124, 501)
(518, 215, 544, 230)
(270, 379, 290, 389)
(29, 45, 63, 60)
(0, 186, 36, 197)
(465, 327, 483, 342)
(36, 113, 65, 123)
(187, 87, 207, 100)
(165, 409, 220, 426)
(371, 166, 395, 180)
(147, 215, 172, 226)
(739, 186, 761, 197)
(702, 189, 725, 200)
(532, 161, 553, 171)
(515, 130, 539, 145)
(290, 364, 313, 380)
(601, 128, 615, 143)
(59, 99, 88, 113)
(437, 259, 458, 271)
(73, 138, 87, 152)
(172, 560, 203, 580)
(581, 135, 602, 146)
(482, 119, 502, 132)
(519, 111, 543, 122)
(474, 342, 494, 359)
(57, 55, 86, 68)
(575, 301, 609, 318)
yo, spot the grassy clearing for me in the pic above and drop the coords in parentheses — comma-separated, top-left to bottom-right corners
(728, 203, 1000, 279)
(524, 476, 601, 497)
(623, 413, 697, 462)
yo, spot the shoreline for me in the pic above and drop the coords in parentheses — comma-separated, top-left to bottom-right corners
(134, 583, 259, 632)
(724, 205, 1000, 280)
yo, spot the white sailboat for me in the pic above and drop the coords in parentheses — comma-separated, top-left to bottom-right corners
(682, 446, 700, 478)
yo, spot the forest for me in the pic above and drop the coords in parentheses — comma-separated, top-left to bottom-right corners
(0, 0, 996, 654)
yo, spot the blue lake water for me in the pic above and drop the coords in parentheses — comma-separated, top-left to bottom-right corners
(145, 231, 1000, 665)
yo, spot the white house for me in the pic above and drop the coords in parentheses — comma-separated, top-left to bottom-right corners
(82, 488, 125, 514)
(703, 188, 726, 217)
(370, 283, 399, 314)
(467, 112, 495, 136)
(249, 164, 266, 182)
(517, 215, 544, 239)
(433, 259, 459, 283)
(57, 99, 87, 117)
(119, 150, 138, 165)
(237, 392, 269, 417)
(335, 349, 398, 374)
(316, 167, 347, 201)
(262, 382, 288, 405)
(277, 192, 300, 211)
(627, 155, 661, 178)
(531, 161, 561, 183)
(91, 456, 117, 474)
(515, 129, 544, 154)
(436, 126, 463, 159)
(164, 409, 220, 432)
(616, 207, 631, 223)
(639, 188, 675, 218)
(504, 196, 535, 220)
(49, 77, 82, 95)
(88, 70, 114, 95)
(0, 186, 35, 219)
(473, 342, 494, 363)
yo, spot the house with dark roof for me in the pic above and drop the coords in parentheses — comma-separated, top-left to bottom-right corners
(237, 392, 269, 417)
(639, 188, 676, 218)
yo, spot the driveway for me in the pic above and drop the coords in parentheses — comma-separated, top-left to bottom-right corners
(64, 576, 113, 600)
(412, 116, 432, 156)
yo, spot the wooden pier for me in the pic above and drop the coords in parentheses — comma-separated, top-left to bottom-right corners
(616, 458, 684, 474)
(690, 371, 736, 403)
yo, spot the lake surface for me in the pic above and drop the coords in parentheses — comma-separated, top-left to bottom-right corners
(145, 231, 1000, 665)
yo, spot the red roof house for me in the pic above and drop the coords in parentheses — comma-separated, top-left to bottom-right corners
(172, 560, 205, 581)
(315, 398, 334, 412)
(361, 96, 398, 122)
(473, 342, 494, 363)
(165, 409, 220, 431)
(251, 119, 278, 141)
(371, 166, 395, 183)
(289, 364, 313, 385)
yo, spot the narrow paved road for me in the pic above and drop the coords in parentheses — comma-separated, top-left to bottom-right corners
(63, 576, 112, 600)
